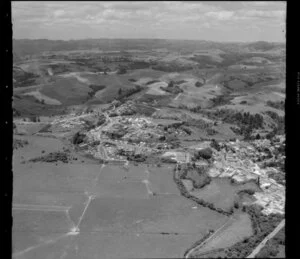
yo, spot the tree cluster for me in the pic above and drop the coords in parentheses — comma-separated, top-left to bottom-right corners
(13, 70, 39, 88)
(224, 111, 264, 129)
(194, 147, 213, 160)
(145, 80, 160, 85)
(116, 85, 142, 101)
(174, 166, 232, 216)
(265, 111, 285, 135)
(195, 81, 204, 87)
(72, 132, 86, 145)
(220, 205, 284, 258)
(28, 151, 71, 164)
(210, 139, 221, 151)
(116, 65, 128, 74)
(30, 116, 40, 122)
(211, 95, 233, 107)
(266, 100, 285, 111)
(152, 63, 193, 72)
(160, 80, 183, 94)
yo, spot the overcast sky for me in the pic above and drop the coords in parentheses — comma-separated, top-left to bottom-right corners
(12, 1, 286, 42)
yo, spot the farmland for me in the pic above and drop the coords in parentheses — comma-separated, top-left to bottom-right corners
(13, 38, 285, 259)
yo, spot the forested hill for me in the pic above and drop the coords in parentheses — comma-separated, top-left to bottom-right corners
(13, 38, 285, 59)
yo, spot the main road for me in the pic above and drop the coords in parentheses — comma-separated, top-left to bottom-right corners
(247, 219, 285, 258)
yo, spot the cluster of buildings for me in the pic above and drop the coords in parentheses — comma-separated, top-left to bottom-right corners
(171, 138, 285, 216)
(253, 183, 285, 215)
(160, 138, 285, 215)
(86, 116, 173, 160)
(52, 107, 285, 216)
(207, 139, 285, 215)
(162, 151, 191, 164)
(51, 113, 91, 129)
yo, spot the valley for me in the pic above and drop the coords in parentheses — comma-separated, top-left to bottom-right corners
(13, 38, 285, 259)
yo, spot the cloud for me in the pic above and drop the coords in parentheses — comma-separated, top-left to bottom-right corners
(238, 9, 285, 19)
(206, 11, 235, 21)
(53, 10, 65, 18)
(101, 1, 158, 11)
(12, 1, 286, 41)
(242, 1, 286, 9)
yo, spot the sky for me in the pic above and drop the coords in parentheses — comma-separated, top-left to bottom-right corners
(12, 1, 286, 42)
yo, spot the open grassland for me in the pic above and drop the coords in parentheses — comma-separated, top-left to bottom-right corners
(82, 73, 141, 102)
(191, 213, 253, 255)
(13, 134, 230, 259)
(12, 39, 285, 259)
(189, 178, 260, 212)
(14, 121, 50, 135)
(13, 95, 67, 117)
(40, 78, 91, 106)
(23, 90, 62, 105)
(13, 135, 65, 163)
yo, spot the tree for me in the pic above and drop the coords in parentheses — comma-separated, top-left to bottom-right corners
(118, 88, 123, 96)
(30, 116, 37, 122)
(195, 81, 204, 87)
(72, 132, 86, 145)
(196, 147, 213, 160)
(117, 66, 127, 74)
(168, 80, 174, 87)
(242, 126, 253, 140)
(210, 139, 221, 151)
(234, 201, 239, 209)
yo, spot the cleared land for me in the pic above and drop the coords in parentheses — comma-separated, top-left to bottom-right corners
(23, 91, 62, 105)
(194, 213, 253, 255)
(13, 136, 229, 259)
(13, 39, 285, 259)
(189, 178, 260, 211)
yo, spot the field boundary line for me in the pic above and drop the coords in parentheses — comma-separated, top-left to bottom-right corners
(73, 163, 106, 232)
(12, 204, 71, 212)
(12, 231, 74, 258)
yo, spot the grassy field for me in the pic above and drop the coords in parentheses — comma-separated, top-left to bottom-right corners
(23, 90, 62, 105)
(12, 39, 285, 258)
(189, 178, 260, 212)
(194, 212, 253, 254)
(13, 135, 65, 162)
(13, 95, 67, 117)
(13, 134, 230, 259)
(40, 77, 91, 105)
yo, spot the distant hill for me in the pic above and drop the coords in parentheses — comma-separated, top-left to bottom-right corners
(244, 41, 283, 52)
(13, 38, 285, 58)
